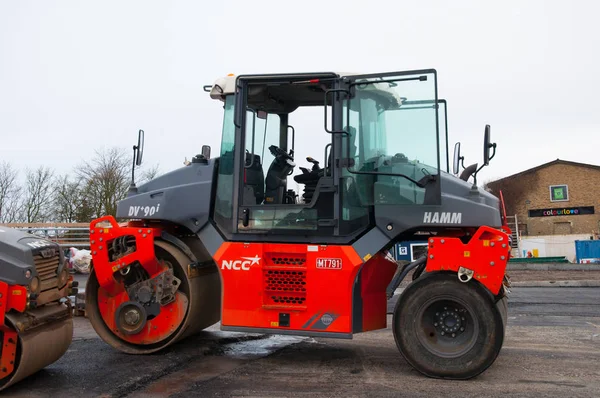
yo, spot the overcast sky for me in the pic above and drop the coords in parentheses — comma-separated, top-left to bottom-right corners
(1, 0, 598, 185)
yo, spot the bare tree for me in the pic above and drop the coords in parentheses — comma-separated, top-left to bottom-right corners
(0, 162, 21, 223)
(53, 175, 85, 223)
(21, 166, 55, 223)
(139, 163, 161, 183)
(77, 147, 130, 219)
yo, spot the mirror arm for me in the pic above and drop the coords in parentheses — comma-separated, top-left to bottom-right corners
(131, 145, 137, 185)
(127, 144, 139, 196)
(472, 160, 488, 187)
(128, 129, 144, 195)
(488, 143, 497, 162)
(471, 142, 497, 187)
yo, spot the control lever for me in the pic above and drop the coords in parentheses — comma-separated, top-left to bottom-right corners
(306, 157, 320, 172)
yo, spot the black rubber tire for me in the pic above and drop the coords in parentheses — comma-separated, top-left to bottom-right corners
(496, 295, 508, 350)
(497, 295, 508, 329)
(393, 272, 505, 380)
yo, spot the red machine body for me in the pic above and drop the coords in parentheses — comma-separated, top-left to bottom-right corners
(214, 243, 397, 336)
(89, 217, 510, 341)
(0, 282, 27, 378)
(426, 226, 511, 295)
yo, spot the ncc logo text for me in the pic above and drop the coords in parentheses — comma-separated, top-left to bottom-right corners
(221, 256, 260, 271)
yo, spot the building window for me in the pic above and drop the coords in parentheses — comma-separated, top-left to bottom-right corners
(410, 243, 429, 261)
(549, 185, 569, 202)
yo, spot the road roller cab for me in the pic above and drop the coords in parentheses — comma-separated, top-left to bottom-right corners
(87, 69, 511, 380)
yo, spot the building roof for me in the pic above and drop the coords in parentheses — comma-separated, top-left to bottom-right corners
(489, 159, 600, 184)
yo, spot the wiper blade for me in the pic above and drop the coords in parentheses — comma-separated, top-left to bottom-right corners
(347, 169, 434, 188)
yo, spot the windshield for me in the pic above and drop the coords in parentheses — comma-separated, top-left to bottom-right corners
(343, 71, 439, 206)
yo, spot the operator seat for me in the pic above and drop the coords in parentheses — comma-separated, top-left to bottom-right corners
(293, 126, 356, 204)
(264, 146, 295, 204)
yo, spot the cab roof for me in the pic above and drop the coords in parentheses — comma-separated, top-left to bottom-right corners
(207, 72, 407, 114)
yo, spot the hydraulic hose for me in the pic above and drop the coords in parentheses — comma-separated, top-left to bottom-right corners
(386, 256, 427, 299)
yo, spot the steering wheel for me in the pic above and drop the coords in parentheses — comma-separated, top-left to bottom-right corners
(269, 145, 294, 161)
(392, 153, 409, 163)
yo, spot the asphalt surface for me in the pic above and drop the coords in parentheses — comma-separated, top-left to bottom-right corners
(4, 287, 600, 398)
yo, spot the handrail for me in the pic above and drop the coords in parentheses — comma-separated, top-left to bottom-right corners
(1, 223, 90, 228)
(1, 223, 91, 248)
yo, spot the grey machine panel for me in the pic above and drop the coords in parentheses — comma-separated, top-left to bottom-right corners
(352, 171, 503, 260)
(0, 226, 63, 286)
(377, 173, 501, 234)
(116, 159, 216, 233)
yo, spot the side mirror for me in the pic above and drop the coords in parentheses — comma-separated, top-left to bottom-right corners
(128, 129, 145, 195)
(135, 129, 144, 166)
(483, 124, 496, 166)
(202, 145, 211, 160)
(452, 142, 462, 175)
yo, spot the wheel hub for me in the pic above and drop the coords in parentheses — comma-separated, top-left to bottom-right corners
(415, 297, 479, 358)
(115, 301, 147, 335)
(124, 309, 141, 325)
(434, 307, 466, 337)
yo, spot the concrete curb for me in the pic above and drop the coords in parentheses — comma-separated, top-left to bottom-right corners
(510, 280, 600, 287)
(507, 263, 600, 271)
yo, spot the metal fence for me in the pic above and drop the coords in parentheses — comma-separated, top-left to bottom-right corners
(1, 223, 90, 248)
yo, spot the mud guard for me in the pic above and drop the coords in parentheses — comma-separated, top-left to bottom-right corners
(425, 226, 511, 296)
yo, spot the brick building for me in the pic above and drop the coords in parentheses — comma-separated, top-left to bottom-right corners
(486, 159, 600, 236)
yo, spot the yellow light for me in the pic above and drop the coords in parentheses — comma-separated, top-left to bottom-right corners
(30, 277, 41, 294)
(58, 269, 69, 288)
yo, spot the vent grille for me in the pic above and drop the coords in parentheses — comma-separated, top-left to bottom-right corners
(263, 253, 307, 308)
(269, 295, 306, 305)
(271, 257, 306, 266)
(33, 254, 60, 292)
(265, 270, 306, 293)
